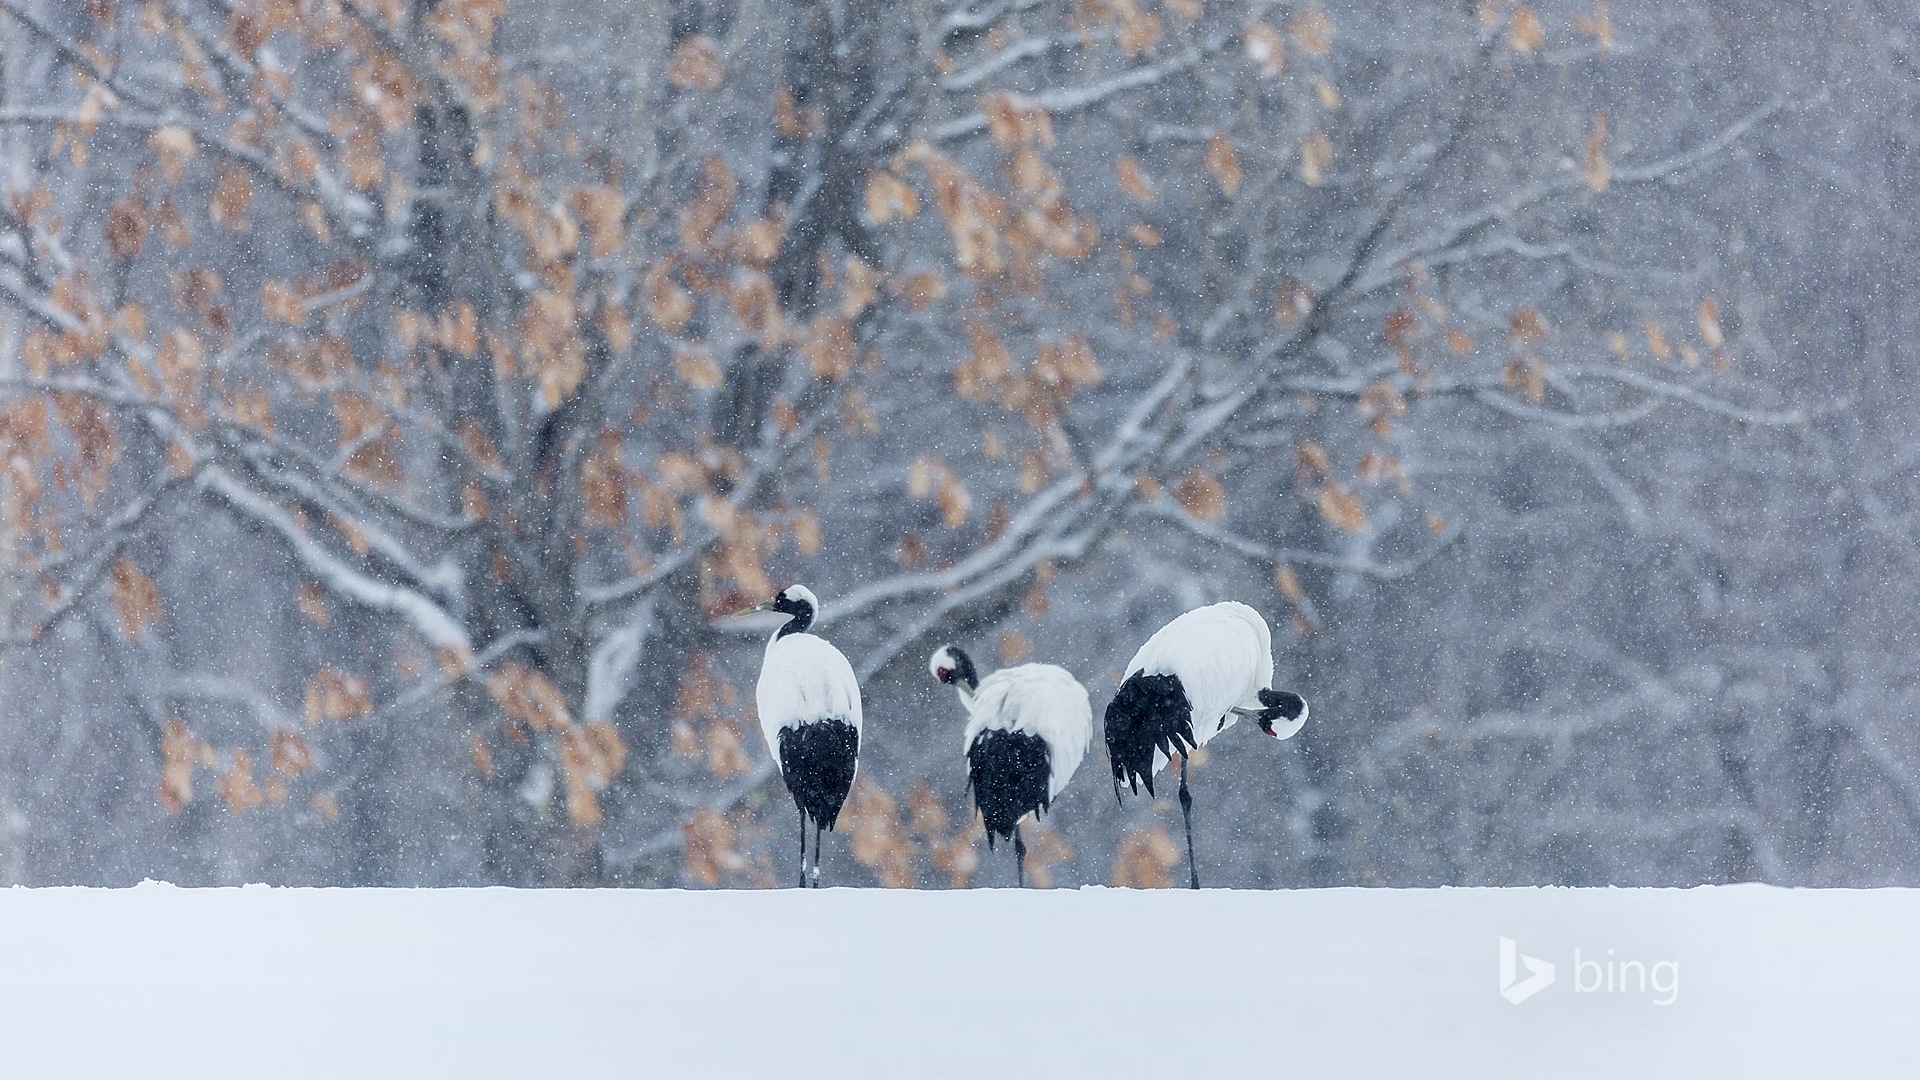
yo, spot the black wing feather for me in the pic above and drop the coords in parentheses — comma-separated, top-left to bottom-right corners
(1102, 672, 1194, 799)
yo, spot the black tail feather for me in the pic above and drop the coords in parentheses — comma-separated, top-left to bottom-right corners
(1104, 672, 1192, 800)
(968, 729, 1051, 848)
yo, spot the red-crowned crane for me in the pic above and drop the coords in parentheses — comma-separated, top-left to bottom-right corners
(1104, 601, 1308, 889)
(930, 645, 1092, 887)
(737, 585, 861, 888)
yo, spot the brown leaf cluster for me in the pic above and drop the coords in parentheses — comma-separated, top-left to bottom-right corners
(559, 722, 627, 827)
(801, 316, 857, 380)
(955, 322, 1100, 431)
(269, 729, 316, 776)
(1021, 823, 1074, 889)
(517, 289, 587, 408)
(845, 778, 916, 888)
(668, 648, 752, 780)
(1317, 482, 1368, 533)
(697, 494, 779, 604)
(864, 171, 919, 225)
(217, 749, 269, 812)
(52, 391, 117, 506)
(1112, 826, 1182, 888)
(683, 808, 747, 885)
(110, 557, 162, 639)
(1175, 468, 1227, 521)
(580, 432, 631, 529)
(1508, 5, 1544, 52)
(1300, 130, 1333, 187)
(1204, 131, 1242, 197)
(1504, 358, 1546, 404)
(667, 35, 725, 91)
(907, 783, 981, 889)
(1288, 12, 1337, 55)
(1581, 112, 1611, 193)
(305, 668, 373, 724)
(487, 662, 570, 733)
(1115, 155, 1156, 203)
(158, 717, 215, 815)
(908, 454, 972, 528)
(918, 150, 1009, 277)
(1245, 24, 1286, 78)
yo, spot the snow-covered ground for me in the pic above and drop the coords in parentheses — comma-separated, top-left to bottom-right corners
(0, 884, 1912, 1078)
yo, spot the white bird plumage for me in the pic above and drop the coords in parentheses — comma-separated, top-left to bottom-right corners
(1104, 600, 1309, 888)
(931, 645, 1092, 886)
(1126, 600, 1305, 775)
(741, 585, 862, 888)
(756, 624, 863, 741)
(958, 665, 1091, 800)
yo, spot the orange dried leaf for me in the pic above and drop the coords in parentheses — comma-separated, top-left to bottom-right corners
(1698, 298, 1724, 349)
(158, 718, 206, 814)
(1581, 112, 1610, 193)
(1297, 440, 1331, 478)
(217, 749, 265, 812)
(890, 270, 947, 311)
(1573, 2, 1615, 48)
(297, 582, 330, 626)
(667, 35, 725, 91)
(487, 662, 570, 732)
(802, 316, 856, 380)
(683, 809, 742, 886)
(1174, 469, 1226, 521)
(1275, 564, 1305, 604)
(1112, 827, 1182, 888)
(997, 630, 1032, 665)
(1508, 5, 1544, 52)
(106, 198, 148, 259)
(270, 729, 317, 776)
(1115, 155, 1157, 203)
(1509, 307, 1548, 345)
(209, 164, 253, 231)
(845, 779, 916, 888)
(305, 668, 373, 724)
(1644, 317, 1672, 359)
(792, 509, 823, 556)
(110, 557, 162, 639)
(1204, 131, 1242, 197)
(469, 732, 494, 778)
(864, 171, 919, 224)
(704, 718, 753, 779)
(1288, 12, 1336, 55)
(1244, 23, 1285, 77)
(1317, 483, 1367, 533)
(674, 348, 725, 391)
(1300, 129, 1333, 187)
(150, 126, 195, 180)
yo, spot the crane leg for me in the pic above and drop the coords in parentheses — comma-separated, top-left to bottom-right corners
(811, 823, 824, 888)
(797, 807, 808, 889)
(1179, 756, 1199, 890)
(1014, 825, 1027, 888)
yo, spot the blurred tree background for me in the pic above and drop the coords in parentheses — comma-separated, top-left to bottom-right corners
(0, 0, 1907, 888)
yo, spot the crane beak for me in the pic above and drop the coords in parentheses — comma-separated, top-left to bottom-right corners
(731, 597, 776, 618)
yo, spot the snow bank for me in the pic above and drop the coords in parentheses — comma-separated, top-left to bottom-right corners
(0, 884, 1912, 1078)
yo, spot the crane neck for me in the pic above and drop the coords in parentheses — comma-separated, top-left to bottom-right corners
(772, 605, 813, 640)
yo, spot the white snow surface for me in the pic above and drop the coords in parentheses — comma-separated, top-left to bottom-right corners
(1, 883, 1915, 1078)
